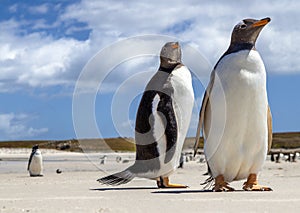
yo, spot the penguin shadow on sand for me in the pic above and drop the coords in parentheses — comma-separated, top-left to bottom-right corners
(151, 188, 247, 194)
(90, 186, 245, 193)
(152, 189, 213, 194)
(90, 186, 158, 191)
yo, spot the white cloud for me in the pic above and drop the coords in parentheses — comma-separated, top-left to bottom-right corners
(0, 19, 90, 91)
(8, 4, 18, 13)
(0, 113, 48, 140)
(28, 4, 49, 14)
(1, 0, 299, 95)
(60, 0, 300, 73)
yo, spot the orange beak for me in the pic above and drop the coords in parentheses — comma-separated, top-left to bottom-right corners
(171, 43, 179, 49)
(252, 17, 271, 27)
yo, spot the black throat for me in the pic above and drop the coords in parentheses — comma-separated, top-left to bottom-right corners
(159, 63, 182, 74)
(214, 43, 255, 70)
(226, 42, 255, 55)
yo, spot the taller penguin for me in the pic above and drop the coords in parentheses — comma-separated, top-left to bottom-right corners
(98, 42, 194, 188)
(194, 18, 273, 191)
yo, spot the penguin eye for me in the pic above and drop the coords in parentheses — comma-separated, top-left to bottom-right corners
(240, 24, 247, 29)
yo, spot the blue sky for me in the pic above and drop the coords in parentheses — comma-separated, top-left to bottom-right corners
(0, 0, 299, 140)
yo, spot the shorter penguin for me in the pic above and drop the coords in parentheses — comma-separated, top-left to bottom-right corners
(27, 145, 43, 177)
(97, 42, 194, 188)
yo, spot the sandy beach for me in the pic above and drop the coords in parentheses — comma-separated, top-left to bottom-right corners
(1, 148, 300, 213)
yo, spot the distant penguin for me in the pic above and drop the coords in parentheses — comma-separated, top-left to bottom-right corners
(194, 18, 272, 191)
(116, 156, 122, 163)
(270, 153, 275, 162)
(98, 42, 194, 188)
(27, 145, 43, 177)
(291, 153, 296, 162)
(178, 153, 185, 169)
(286, 154, 292, 162)
(99, 155, 107, 165)
(294, 152, 300, 162)
(276, 154, 281, 163)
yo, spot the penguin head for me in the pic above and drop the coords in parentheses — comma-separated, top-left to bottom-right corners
(160, 42, 182, 69)
(32, 144, 39, 151)
(230, 17, 271, 47)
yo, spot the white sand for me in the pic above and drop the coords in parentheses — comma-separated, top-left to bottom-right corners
(0, 148, 300, 213)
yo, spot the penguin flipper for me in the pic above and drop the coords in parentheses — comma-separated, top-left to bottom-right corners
(157, 91, 178, 164)
(267, 105, 273, 153)
(27, 152, 34, 171)
(194, 70, 215, 156)
(97, 169, 135, 186)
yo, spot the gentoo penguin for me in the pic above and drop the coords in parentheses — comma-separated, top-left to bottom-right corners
(194, 17, 272, 191)
(27, 145, 43, 177)
(116, 156, 122, 163)
(99, 155, 107, 165)
(98, 42, 194, 188)
(178, 153, 185, 168)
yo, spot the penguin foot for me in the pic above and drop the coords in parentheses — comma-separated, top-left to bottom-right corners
(243, 174, 272, 191)
(214, 175, 235, 192)
(156, 177, 188, 188)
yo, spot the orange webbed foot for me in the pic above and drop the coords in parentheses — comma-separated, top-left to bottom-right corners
(214, 175, 235, 192)
(243, 174, 272, 191)
(156, 177, 188, 188)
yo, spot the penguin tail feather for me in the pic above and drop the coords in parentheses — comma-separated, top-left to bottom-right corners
(200, 175, 214, 190)
(97, 169, 135, 186)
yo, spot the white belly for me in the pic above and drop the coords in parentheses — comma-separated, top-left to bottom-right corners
(205, 50, 268, 182)
(164, 66, 194, 176)
(29, 152, 43, 176)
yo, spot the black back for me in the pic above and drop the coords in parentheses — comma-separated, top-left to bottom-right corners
(27, 145, 39, 170)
